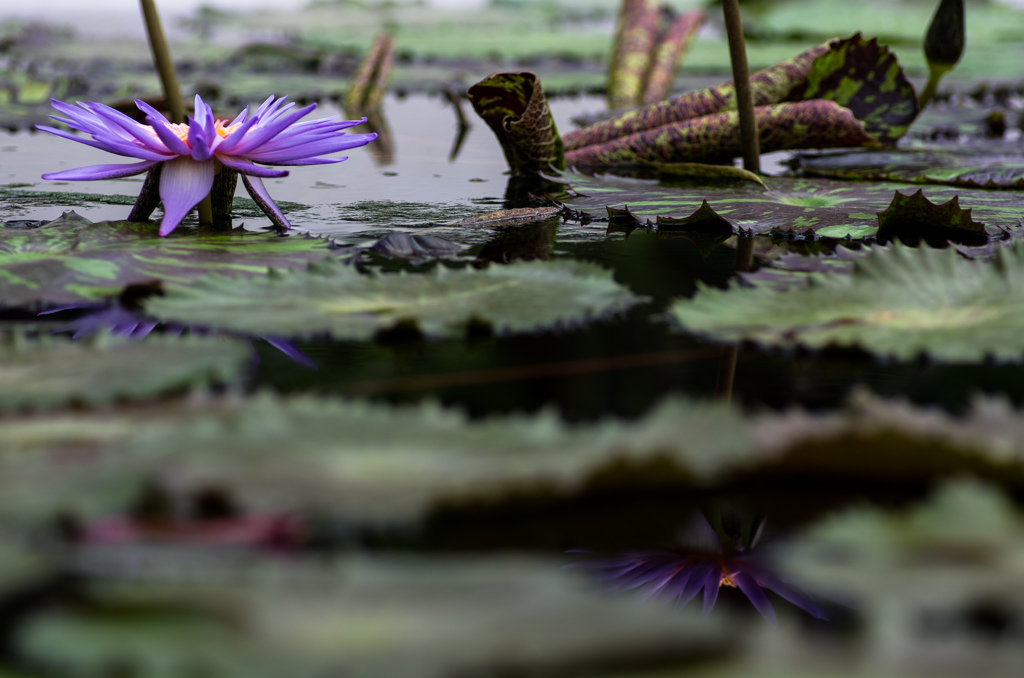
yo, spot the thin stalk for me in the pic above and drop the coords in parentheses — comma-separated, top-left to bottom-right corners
(715, 236, 755, 401)
(721, 0, 760, 174)
(139, 0, 184, 124)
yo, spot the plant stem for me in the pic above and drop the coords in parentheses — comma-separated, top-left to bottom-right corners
(721, 0, 760, 174)
(917, 68, 944, 111)
(716, 236, 755, 401)
(139, 0, 184, 124)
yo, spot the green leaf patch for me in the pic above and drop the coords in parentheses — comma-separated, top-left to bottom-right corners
(0, 214, 343, 309)
(668, 243, 1024, 362)
(0, 334, 249, 412)
(144, 259, 642, 340)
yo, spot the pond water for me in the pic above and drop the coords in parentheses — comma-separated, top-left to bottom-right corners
(3, 2, 1024, 675)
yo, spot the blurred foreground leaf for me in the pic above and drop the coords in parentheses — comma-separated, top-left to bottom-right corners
(0, 335, 248, 412)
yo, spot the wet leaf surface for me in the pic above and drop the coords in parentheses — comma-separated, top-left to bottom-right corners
(144, 259, 642, 340)
(0, 214, 344, 308)
(795, 143, 1024, 189)
(669, 243, 1024, 362)
(561, 171, 1024, 239)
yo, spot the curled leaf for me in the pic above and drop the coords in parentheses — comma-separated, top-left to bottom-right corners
(467, 72, 565, 175)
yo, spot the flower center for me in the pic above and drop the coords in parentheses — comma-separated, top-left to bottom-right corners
(144, 120, 241, 148)
(214, 120, 240, 138)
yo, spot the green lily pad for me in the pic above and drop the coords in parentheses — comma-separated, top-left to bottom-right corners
(14, 555, 731, 678)
(0, 393, 746, 525)
(562, 172, 1024, 239)
(0, 334, 249, 412)
(668, 243, 1024, 362)
(144, 259, 642, 340)
(795, 144, 1024, 189)
(0, 214, 344, 309)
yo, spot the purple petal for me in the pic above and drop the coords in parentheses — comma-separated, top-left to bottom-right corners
(145, 118, 191, 157)
(639, 561, 695, 601)
(133, 99, 171, 125)
(241, 174, 291, 231)
(249, 131, 376, 156)
(217, 156, 290, 178)
(684, 513, 724, 557)
(677, 560, 717, 608)
(731, 568, 777, 625)
(700, 563, 722, 615)
(213, 113, 261, 154)
(261, 336, 318, 370)
(229, 104, 317, 155)
(157, 157, 215, 236)
(243, 133, 377, 164)
(264, 157, 346, 167)
(35, 125, 172, 161)
(42, 159, 158, 181)
(187, 118, 214, 162)
(752, 568, 829, 620)
(90, 104, 172, 154)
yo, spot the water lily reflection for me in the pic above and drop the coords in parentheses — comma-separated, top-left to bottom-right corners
(569, 513, 827, 625)
(42, 299, 315, 370)
(37, 94, 376, 235)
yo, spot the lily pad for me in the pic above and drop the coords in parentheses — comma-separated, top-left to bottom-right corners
(668, 243, 1024, 362)
(0, 214, 344, 309)
(0, 334, 249, 412)
(795, 144, 1024, 190)
(561, 172, 1024, 239)
(14, 555, 731, 678)
(144, 259, 642, 340)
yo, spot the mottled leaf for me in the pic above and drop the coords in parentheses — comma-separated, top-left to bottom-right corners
(607, 0, 662, 109)
(144, 259, 641, 340)
(564, 33, 916, 164)
(343, 32, 394, 114)
(467, 71, 565, 175)
(669, 243, 1024, 362)
(566, 100, 879, 166)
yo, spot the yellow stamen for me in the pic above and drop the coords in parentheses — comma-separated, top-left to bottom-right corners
(214, 120, 240, 138)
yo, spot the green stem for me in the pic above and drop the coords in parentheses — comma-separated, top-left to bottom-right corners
(917, 66, 946, 111)
(139, 0, 184, 124)
(722, 0, 760, 174)
(716, 236, 755, 402)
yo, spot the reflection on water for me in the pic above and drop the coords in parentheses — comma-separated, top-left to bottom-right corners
(568, 512, 828, 625)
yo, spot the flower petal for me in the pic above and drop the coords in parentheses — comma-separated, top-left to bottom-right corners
(229, 104, 317, 155)
(145, 118, 192, 157)
(35, 125, 172, 161)
(157, 157, 215, 236)
(699, 562, 722, 615)
(731, 569, 777, 625)
(241, 174, 291, 231)
(188, 117, 214, 162)
(217, 156, 289, 178)
(752, 568, 829, 620)
(243, 133, 377, 164)
(42, 159, 158, 181)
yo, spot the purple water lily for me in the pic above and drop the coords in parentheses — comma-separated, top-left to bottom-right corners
(568, 514, 828, 625)
(37, 94, 376, 235)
